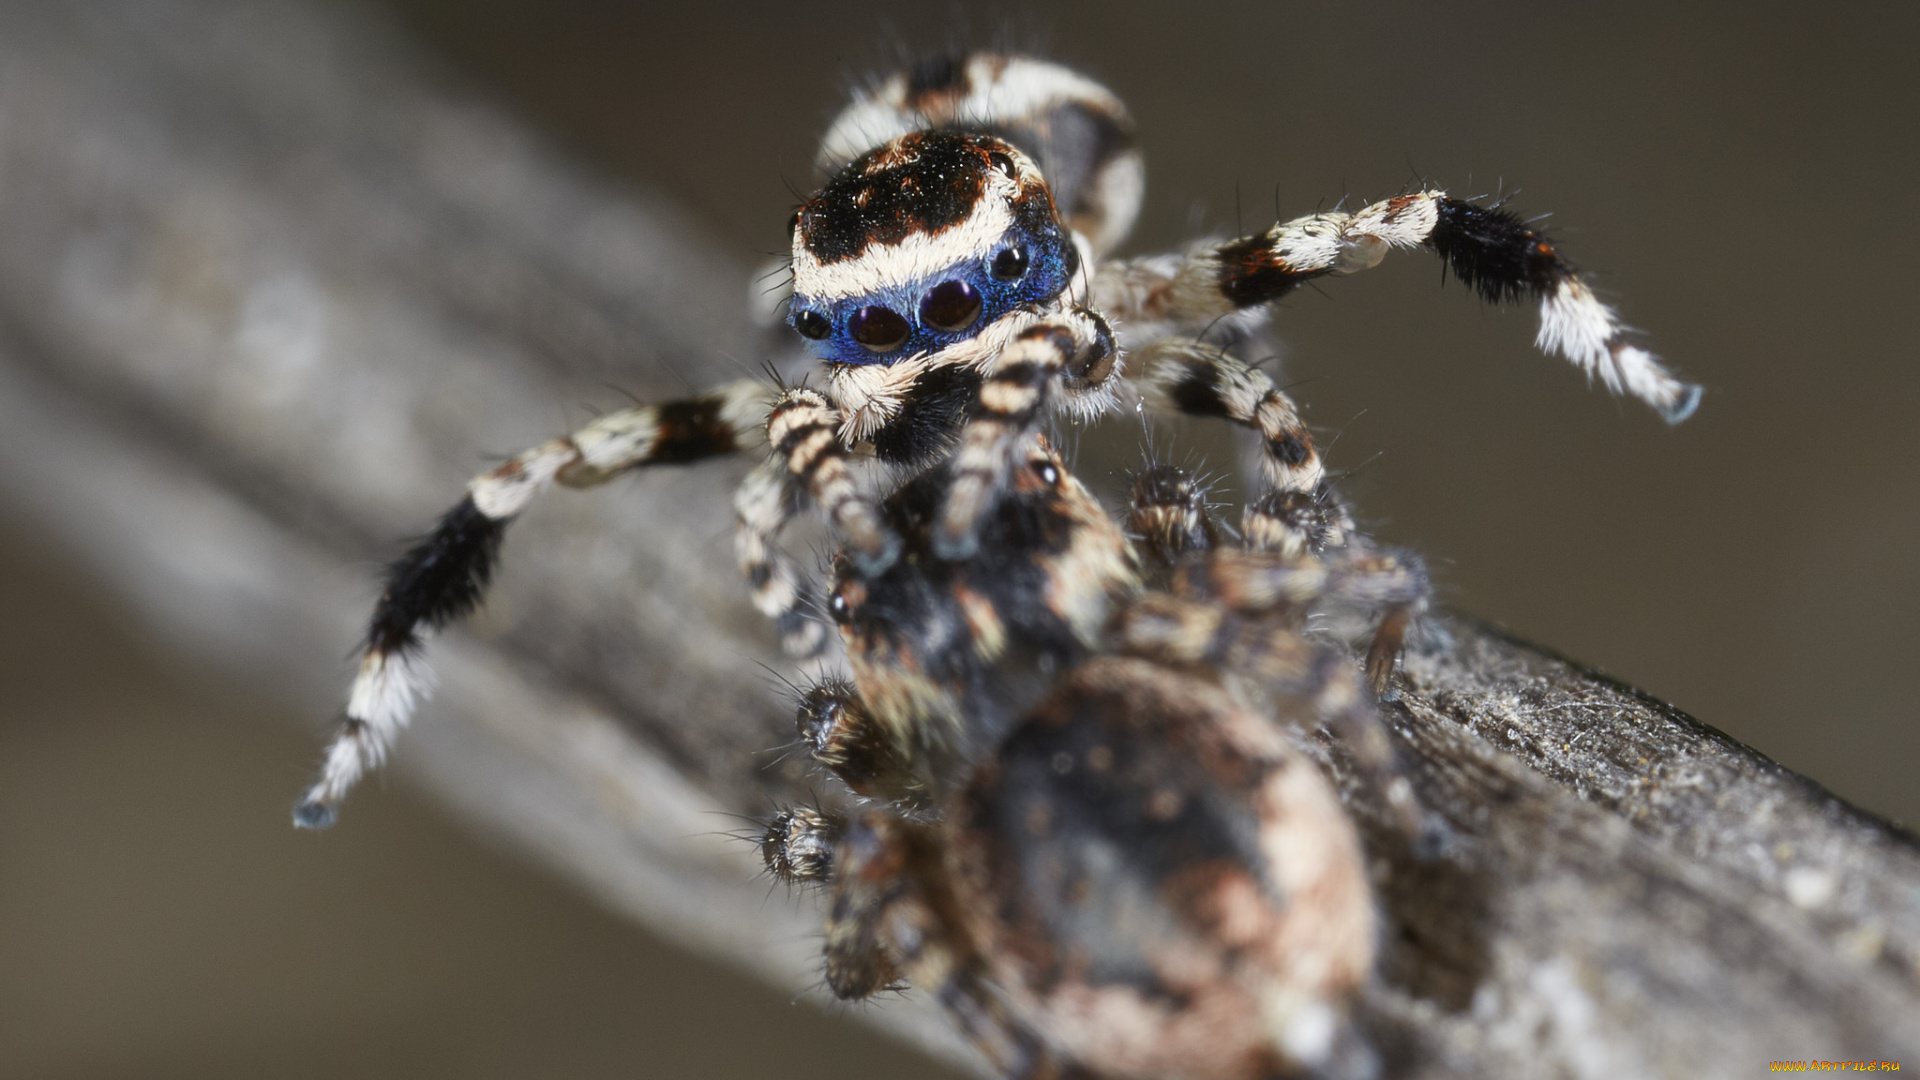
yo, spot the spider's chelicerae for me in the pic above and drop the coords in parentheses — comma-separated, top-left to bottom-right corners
(294, 51, 1698, 1079)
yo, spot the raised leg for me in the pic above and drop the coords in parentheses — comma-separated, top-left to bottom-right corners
(1095, 190, 1701, 423)
(294, 380, 769, 828)
(1134, 340, 1325, 496)
(935, 309, 1115, 559)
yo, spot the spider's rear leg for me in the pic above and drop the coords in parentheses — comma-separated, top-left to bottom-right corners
(294, 380, 770, 829)
(1118, 547, 1433, 840)
(1098, 190, 1701, 423)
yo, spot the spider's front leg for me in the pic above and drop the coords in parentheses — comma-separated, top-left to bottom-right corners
(296, 380, 772, 828)
(1099, 189, 1702, 423)
(934, 307, 1117, 559)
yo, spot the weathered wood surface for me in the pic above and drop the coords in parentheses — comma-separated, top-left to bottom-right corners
(0, 2, 1912, 1076)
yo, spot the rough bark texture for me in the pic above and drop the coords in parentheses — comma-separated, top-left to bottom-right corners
(0, 2, 1912, 1077)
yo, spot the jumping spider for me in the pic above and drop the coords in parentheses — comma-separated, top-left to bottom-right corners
(760, 437, 1428, 1078)
(294, 50, 1697, 1080)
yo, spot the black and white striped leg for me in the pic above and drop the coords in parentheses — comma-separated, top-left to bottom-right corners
(295, 380, 770, 829)
(935, 310, 1115, 560)
(1134, 339, 1324, 495)
(732, 458, 826, 657)
(1099, 190, 1701, 422)
(766, 388, 900, 576)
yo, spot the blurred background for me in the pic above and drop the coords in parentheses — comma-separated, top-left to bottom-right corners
(3, 1, 1915, 1077)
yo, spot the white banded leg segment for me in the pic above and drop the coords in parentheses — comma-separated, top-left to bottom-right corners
(935, 311, 1115, 560)
(1096, 190, 1700, 422)
(1136, 340, 1324, 494)
(767, 388, 898, 575)
(734, 458, 826, 657)
(297, 382, 771, 829)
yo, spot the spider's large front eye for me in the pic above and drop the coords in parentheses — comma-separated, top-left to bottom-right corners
(991, 244, 1029, 282)
(919, 280, 981, 332)
(849, 305, 911, 352)
(793, 310, 831, 340)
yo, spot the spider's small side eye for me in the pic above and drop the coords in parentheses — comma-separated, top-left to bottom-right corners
(794, 310, 832, 340)
(849, 306, 911, 352)
(991, 245, 1029, 282)
(988, 151, 1016, 178)
(920, 280, 981, 332)
(1032, 460, 1061, 486)
(828, 591, 851, 623)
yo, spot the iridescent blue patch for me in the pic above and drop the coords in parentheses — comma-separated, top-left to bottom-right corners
(789, 219, 1077, 366)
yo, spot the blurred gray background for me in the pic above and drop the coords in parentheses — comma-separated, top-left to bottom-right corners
(4, 1, 1915, 1077)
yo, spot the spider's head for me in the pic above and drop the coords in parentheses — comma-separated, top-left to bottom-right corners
(786, 131, 1078, 367)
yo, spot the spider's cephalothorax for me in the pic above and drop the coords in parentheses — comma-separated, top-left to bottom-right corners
(295, 54, 1696, 1073)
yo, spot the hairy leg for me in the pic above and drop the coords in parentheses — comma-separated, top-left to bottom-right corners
(296, 380, 769, 828)
(1095, 190, 1701, 422)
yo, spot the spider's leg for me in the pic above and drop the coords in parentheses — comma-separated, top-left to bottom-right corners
(792, 677, 932, 813)
(295, 380, 770, 829)
(935, 309, 1115, 560)
(760, 803, 843, 887)
(1127, 461, 1222, 572)
(1095, 190, 1701, 422)
(1241, 486, 1358, 560)
(1119, 548, 1434, 838)
(765, 387, 899, 576)
(1133, 339, 1325, 496)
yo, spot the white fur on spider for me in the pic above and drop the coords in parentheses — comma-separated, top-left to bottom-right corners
(791, 168, 1022, 304)
(1538, 278, 1701, 423)
(818, 56, 1144, 258)
(295, 649, 437, 827)
(819, 57, 1126, 174)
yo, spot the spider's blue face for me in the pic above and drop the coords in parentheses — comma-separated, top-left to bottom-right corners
(788, 132, 1077, 366)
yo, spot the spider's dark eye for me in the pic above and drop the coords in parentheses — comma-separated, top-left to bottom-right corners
(848, 305, 911, 352)
(989, 151, 1016, 178)
(793, 310, 831, 340)
(1032, 459, 1061, 486)
(991, 245, 1029, 282)
(828, 590, 852, 624)
(919, 280, 981, 332)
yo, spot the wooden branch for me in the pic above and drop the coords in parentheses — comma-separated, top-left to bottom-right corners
(0, 2, 1912, 1076)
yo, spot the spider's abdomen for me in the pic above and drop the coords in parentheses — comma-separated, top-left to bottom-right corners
(947, 656, 1375, 1080)
(788, 132, 1077, 366)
